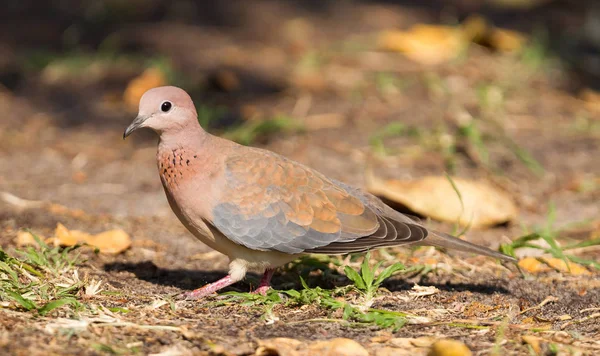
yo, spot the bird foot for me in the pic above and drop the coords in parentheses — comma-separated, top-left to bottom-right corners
(252, 285, 271, 295)
(251, 268, 275, 295)
(178, 275, 235, 300)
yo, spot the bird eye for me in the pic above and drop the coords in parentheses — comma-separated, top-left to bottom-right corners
(161, 101, 172, 112)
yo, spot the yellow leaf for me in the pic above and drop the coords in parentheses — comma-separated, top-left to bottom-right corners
(256, 338, 302, 356)
(46, 223, 131, 254)
(488, 28, 527, 53)
(308, 338, 369, 356)
(518, 257, 550, 274)
(123, 68, 166, 110)
(16, 231, 41, 247)
(54, 223, 91, 247)
(541, 257, 591, 275)
(366, 173, 518, 228)
(522, 335, 542, 355)
(519, 257, 591, 275)
(460, 15, 489, 43)
(87, 229, 132, 254)
(378, 25, 466, 65)
(428, 339, 472, 356)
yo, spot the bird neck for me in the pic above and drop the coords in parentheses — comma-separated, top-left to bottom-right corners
(157, 122, 209, 151)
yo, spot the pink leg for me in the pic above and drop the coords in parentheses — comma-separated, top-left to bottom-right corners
(180, 275, 235, 300)
(253, 269, 275, 295)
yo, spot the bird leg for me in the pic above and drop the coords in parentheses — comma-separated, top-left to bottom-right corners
(252, 268, 275, 295)
(181, 275, 236, 300)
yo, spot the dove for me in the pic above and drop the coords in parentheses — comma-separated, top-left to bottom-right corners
(123, 86, 516, 299)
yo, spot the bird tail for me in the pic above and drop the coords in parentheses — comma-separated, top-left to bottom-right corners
(424, 230, 517, 263)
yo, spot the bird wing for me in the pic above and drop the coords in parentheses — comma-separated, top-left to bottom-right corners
(211, 148, 427, 254)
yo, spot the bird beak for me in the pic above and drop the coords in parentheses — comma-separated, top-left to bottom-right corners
(123, 115, 148, 139)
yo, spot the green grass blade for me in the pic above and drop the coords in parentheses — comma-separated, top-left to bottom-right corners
(38, 298, 78, 316)
(7, 291, 38, 311)
(343, 266, 366, 290)
(374, 263, 405, 286)
(360, 252, 375, 288)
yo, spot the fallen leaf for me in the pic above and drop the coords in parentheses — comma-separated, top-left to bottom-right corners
(460, 15, 488, 43)
(256, 338, 302, 356)
(541, 257, 590, 276)
(409, 284, 440, 299)
(370, 333, 392, 343)
(53, 222, 91, 247)
(366, 173, 518, 228)
(521, 335, 542, 355)
(19, 223, 132, 255)
(378, 25, 466, 65)
(519, 257, 590, 275)
(390, 337, 435, 348)
(488, 28, 527, 53)
(308, 338, 369, 356)
(123, 68, 166, 110)
(87, 229, 132, 254)
(518, 257, 550, 274)
(16, 230, 41, 247)
(47, 203, 87, 219)
(427, 339, 472, 356)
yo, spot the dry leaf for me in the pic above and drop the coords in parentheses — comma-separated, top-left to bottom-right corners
(521, 335, 542, 355)
(87, 230, 132, 254)
(390, 337, 435, 349)
(16, 231, 41, 247)
(308, 338, 369, 356)
(47, 203, 87, 219)
(518, 257, 550, 274)
(378, 25, 466, 66)
(519, 257, 590, 275)
(542, 257, 590, 275)
(256, 338, 302, 356)
(427, 339, 471, 356)
(488, 28, 527, 53)
(378, 16, 527, 65)
(460, 15, 488, 43)
(123, 68, 166, 110)
(366, 173, 518, 228)
(19, 223, 132, 255)
(53, 222, 91, 247)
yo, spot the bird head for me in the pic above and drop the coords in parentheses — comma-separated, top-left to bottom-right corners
(123, 86, 198, 139)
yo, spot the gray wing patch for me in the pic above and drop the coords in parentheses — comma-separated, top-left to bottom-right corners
(213, 202, 351, 254)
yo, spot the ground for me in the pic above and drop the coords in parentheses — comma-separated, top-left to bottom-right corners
(1, 1, 600, 355)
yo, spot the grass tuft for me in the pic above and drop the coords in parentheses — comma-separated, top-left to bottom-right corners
(500, 205, 600, 270)
(0, 231, 86, 315)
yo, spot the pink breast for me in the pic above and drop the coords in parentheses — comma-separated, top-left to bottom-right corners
(158, 148, 199, 189)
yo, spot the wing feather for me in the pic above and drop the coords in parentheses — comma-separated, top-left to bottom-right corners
(212, 148, 427, 254)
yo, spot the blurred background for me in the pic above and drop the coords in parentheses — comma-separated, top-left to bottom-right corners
(1, 3, 600, 353)
(0, 0, 599, 229)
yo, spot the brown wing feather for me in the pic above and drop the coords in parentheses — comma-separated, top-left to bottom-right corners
(212, 148, 381, 253)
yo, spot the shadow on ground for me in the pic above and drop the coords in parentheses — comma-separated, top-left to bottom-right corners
(104, 260, 512, 296)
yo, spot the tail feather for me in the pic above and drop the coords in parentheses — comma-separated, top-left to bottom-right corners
(424, 231, 517, 263)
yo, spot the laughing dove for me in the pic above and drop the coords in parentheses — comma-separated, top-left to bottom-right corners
(124, 86, 515, 299)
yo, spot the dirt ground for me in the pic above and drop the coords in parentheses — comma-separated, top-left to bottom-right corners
(1, 1, 599, 355)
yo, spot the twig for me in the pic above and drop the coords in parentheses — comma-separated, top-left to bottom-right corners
(519, 296, 558, 315)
